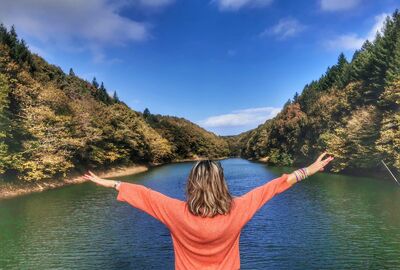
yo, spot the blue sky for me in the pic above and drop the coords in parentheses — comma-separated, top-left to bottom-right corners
(0, 0, 398, 135)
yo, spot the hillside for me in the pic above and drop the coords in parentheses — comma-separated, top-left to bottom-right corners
(143, 111, 229, 159)
(0, 24, 228, 183)
(232, 10, 400, 174)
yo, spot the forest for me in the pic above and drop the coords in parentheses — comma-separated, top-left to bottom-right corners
(230, 10, 399, 175)
(0, 24, 228, 183)
(0, 10, 399, 185)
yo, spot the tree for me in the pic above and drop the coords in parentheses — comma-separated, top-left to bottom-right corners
(92, 77, 99, 88)
(334, 53, 350, 88)
(283, 98, 292, 108)
(0, 74, 11, 175)
(98, 82, 110, 104)
(385, 26, 400, 85)
(69, 68, 75, 76)
(350, 40, 374, 83)
(293, 92, 299, 102)
(113, 90, 120, 102)
(143, 108, 151, 118)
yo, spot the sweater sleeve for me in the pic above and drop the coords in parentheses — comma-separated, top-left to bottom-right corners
(116, 182, 182, 228)
(236, 173, 293, 225)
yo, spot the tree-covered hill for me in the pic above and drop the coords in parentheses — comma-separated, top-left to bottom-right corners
(0, 24, 229, 183)
(143, 110, 229, 159)
(232, 10, 400, 174)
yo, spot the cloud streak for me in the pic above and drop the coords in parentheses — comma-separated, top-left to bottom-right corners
(200, 106, 279, 127)
(213, 0, 273, 11)
(325, 13, 389, 51)
(198, 106, 281, 135)
(320, 0, 361, 11)
(261, 18, 306, 39)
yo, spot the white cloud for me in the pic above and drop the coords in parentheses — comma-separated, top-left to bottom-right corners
(0, 0, 173, 62)
(320, 0, 360, 11)
(325, 34, 365, 50)
(138, 0, 175, 8)
(325, 13, 389, 51)
(199, 107, 281, 128)
(261, 18, 306, 39)
(213, 0, 273, 11)
(366, 13, 388, 41)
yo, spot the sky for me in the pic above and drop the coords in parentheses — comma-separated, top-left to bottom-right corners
(0, 0, 398, 135)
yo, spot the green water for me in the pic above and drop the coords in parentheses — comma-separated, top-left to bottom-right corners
(0, 158, 399, 269)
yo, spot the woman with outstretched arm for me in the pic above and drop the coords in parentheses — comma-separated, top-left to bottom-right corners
(82, 152, 334, 270)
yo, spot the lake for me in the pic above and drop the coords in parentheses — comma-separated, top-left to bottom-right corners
(0, 158, 399, 269)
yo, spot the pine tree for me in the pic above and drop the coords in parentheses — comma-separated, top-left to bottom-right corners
(92, 77, 99, 88)
(293, 92, 299, 102)
(385, 12, 400, 85)
(113, 91, 120, 102)
(334, 53, 350, 88)
(143, 108, 151, 118)
(369, 19, 392, 91)
(69, 68, 75, 77)
(283, 98, 292, 108)
(350, 40, 374, 82)
(0, 23, 7, 44)
(99, 82, 105, 91)
(0, 74, 11, 174)
(99, 82, 110, 104)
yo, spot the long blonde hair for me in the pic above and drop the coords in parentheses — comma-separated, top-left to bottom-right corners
(185, 160, 233, 218)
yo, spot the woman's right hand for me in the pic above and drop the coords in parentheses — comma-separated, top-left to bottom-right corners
(306, 152, 334, 176)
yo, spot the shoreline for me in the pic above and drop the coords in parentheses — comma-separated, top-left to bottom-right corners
(249, 157, 394, 182)
(0, 156, 229, 201)
(0, 163, 149, 201)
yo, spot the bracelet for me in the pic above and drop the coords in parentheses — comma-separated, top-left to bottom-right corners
(114, 181, 121, 189)
(294, 167, 309, 182)
(294, 170, 300, 182)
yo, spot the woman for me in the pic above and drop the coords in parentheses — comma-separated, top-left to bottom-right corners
(82, 152, 334, 270)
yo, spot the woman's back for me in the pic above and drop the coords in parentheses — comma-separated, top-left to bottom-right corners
(116, 173, 292, 270)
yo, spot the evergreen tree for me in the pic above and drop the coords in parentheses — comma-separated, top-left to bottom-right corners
(99, 82, 105, 92)
(0, 74, 11, 174)
(384, 12, 400, 85)
(350, 40, 374, 83)
(69, 68, 75, 77)
(283, 98, 292, 108)
(98, 82, 111, 104)
(293, 92, 299, 102)
(0, 23, 7, 44)
(334, 53, 350, 88)
(92, 77, 99, 88)
(143, 108, 151, 118)
(369, 18, 392, 91)
(113, 90, 120, 102)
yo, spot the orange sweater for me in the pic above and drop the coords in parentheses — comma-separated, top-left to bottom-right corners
(116, 173, 292, 270)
